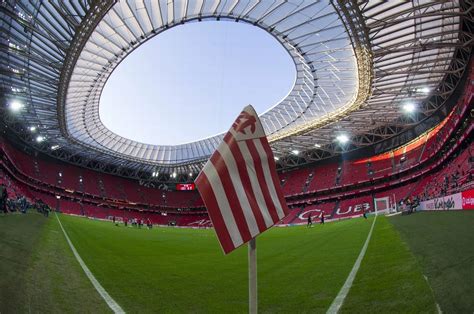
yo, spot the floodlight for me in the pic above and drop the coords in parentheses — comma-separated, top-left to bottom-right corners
(9, 101, 24, 112)
(417, 87, 430, 94)
(291, 150, 299, 155)
(29, 126, 36, 132)
(51, 145, 60, 150)
(403, 102, 416, 113)
(314, 143, 321, 148)
(336, 134, 349, 144)
(36, 135, 44, 142)
(274, 156, 280, 161)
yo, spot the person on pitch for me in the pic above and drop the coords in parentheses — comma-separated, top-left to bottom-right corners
(320, 212, 325, 225)
(0, 184, 7, 215)
(307, 214, 312, 227)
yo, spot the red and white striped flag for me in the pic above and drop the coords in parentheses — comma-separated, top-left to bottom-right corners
(195, 105, 290, 254)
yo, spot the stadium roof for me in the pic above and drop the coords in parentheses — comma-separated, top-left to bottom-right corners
(1, 0, 472, 181)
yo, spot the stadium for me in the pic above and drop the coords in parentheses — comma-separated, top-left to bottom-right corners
(0, 0, 473, 312)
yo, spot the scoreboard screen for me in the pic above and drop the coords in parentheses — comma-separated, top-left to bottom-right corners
(176, 183, 196, 191)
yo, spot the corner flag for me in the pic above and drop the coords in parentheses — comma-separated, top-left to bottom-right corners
(195, 105, 290, 254)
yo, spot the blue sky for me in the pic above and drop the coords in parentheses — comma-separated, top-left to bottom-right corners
(99, 21, 296, 145)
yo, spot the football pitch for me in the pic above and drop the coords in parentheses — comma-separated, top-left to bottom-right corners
(1, 211, 473, 313)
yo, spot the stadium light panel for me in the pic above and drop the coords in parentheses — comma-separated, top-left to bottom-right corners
(189, 173, 193, 177)
(51, 145, 60, 150)
(291, 150, 299, 155)
(314, 143, 321, 148)
(36, 135, 45, 143)
(29, 126, 36, 132)
(9, 101, 24, 112)
(274, 156, 279, 161)
(336, 134, 349, 144)
(403, 102, 416, 113)
(171, 172, 177, 178)
(417, 87, 430, 94)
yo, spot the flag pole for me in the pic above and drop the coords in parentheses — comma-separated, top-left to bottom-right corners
(249, 238, 257, 314)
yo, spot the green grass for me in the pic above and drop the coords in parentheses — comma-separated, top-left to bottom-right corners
(341, 216, 437, 313)
(0, 213, 109, 313)
(59, 214, 373, 313)
(389, 211, 474, 313)
(2, 211, 471, 312)
(0, 213, 46, 312)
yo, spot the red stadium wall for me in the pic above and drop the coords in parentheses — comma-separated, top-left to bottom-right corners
(0, 140, 203, 209)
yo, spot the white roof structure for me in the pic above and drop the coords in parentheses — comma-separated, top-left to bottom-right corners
(1, 0, 472, 181)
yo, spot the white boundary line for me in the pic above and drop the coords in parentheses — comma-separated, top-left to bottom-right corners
(55, 213, 125, 313)
(423, 275, 442, 314)
(327, 215, 377, 314)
